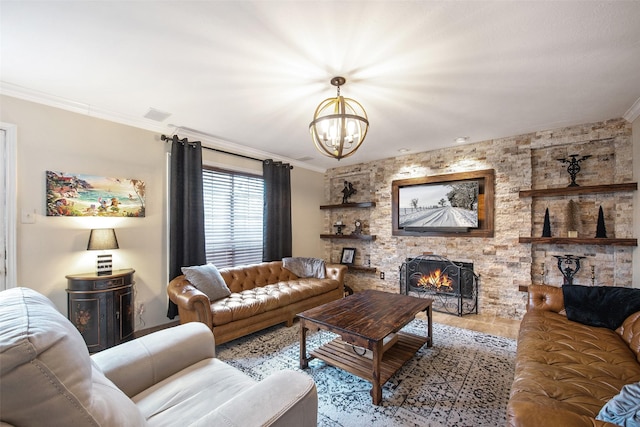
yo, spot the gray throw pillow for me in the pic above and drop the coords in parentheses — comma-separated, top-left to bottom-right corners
(181, 264, 231, 301)
(596, 382, 640, 426)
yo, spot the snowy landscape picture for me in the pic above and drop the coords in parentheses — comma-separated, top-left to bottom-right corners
(398, 181, 478, 229)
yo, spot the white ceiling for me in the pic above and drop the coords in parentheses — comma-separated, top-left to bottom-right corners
(2, 1, 640, 171)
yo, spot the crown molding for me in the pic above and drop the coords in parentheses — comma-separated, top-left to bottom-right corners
(0, 81, 326, 173)
(170, 126, 326, 173)
(1, 81, 171, 134)
(623, 96, 640, 123)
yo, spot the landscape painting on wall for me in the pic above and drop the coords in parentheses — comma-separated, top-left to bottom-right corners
(46, 171, 145, 217)
(391, 169, 495, 237)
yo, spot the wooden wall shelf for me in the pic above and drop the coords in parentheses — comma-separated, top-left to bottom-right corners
(519, 182, 637, 247)
(320, 201, 376, 210)
(320, 234, 376, 241)
(519, 182, 637, 198)
(348, 265, 377, 273)
(518, 237, 637, 246)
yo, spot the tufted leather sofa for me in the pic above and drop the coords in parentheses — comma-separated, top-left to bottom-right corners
(168, 261, 347, 345)
(507, 284, 640, 427)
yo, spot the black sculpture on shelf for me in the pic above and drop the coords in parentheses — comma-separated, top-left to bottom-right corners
(542, 208, 551, 237)
(596, 205, 607, 238)
(553, 254, 586, 285)
(341, 181, 357, 204)
(557, 154, 591, 187)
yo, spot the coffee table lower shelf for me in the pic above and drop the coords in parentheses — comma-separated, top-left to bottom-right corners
(310, 331, 427, 386)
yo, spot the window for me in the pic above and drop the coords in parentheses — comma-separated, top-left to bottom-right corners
(203, 167, 264, 268)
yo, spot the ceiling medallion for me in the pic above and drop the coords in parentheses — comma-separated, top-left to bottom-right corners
(309, 76, 369, 160)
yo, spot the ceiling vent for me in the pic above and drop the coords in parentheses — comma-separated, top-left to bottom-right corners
(144, 108, 172, 122)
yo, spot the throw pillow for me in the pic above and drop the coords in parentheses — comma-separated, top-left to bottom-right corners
(182, 264, 231, 301)
(596, 382, 640, 426)
(563, 285, 640, 330)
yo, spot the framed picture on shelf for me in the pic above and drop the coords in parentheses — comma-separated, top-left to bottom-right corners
(341, 247, 356, 265)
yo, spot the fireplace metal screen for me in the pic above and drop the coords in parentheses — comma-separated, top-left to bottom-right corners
(400, 254, 478, 316)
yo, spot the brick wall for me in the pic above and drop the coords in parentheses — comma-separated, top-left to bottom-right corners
(323, 118, 634, 319)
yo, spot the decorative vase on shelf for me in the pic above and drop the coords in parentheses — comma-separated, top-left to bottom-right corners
(596, 206, 607, 238)
(566, 199, 579, 238)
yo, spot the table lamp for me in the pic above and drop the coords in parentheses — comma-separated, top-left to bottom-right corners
(87, 228, 119, 275)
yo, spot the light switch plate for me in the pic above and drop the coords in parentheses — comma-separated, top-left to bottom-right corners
(21, 209, 36, 224)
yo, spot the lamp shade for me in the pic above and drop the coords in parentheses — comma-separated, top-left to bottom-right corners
(87, 228, 119, 250)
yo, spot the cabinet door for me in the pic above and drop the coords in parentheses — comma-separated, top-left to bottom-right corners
(68, 293, 107, 352)
(115, 286, 134, 344)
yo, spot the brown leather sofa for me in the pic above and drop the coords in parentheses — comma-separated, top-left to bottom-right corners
(168, 261, 347, 345)
(507, 284, 640, 427)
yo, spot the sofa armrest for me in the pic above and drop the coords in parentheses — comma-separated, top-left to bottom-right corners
(527, 284, 565, 313)
(167, 275, 213, 328)
(91, 322, 216, 398)
(191, 370, 317, 427)
(326, 263, 347, 286)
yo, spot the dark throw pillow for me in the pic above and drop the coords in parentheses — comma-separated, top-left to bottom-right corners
(562, 285, 640, 330)
(181, 264, 231, 301)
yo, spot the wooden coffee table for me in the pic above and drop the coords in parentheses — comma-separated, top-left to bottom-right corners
(298, 289, 433, 405)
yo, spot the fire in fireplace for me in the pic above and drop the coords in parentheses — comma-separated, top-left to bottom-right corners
(416, 268, 454, 293)
(400, 254, 478, 316)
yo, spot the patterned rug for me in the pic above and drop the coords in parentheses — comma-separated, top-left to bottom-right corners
(216, 319, 516, 427)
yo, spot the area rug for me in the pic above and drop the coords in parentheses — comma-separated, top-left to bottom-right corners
(216, 319, 516, 427)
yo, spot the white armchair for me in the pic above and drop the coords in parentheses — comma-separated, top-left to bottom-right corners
(0, 287, 317, 427)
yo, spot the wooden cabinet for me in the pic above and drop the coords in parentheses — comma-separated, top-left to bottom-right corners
(66, 268, 135, 353)
(519, 183, 637, 246)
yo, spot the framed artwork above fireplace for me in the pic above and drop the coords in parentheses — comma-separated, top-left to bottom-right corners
(391, 169, 494, 237)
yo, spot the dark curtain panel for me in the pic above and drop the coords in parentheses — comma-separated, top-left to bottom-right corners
(263, 159, 292, 262)
(167, 136, 206, 319)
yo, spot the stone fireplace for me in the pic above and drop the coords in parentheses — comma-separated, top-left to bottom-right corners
(400, 254, 478, 316)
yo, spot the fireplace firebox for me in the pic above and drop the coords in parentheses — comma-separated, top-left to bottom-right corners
(400, 254, 478, 316)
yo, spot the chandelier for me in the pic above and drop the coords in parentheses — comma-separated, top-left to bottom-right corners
(309, 77, 369, 160)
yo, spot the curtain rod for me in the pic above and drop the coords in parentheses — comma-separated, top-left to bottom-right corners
(161, 134, 272, 164)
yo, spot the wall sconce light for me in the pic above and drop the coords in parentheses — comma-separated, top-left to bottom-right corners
(87, 228, 119, 275)
(309, 76, 369, 160)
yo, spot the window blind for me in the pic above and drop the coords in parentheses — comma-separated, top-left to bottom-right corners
(203, 167, 264, 268)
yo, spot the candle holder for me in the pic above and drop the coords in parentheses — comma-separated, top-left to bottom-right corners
(553, 254, 586, 285)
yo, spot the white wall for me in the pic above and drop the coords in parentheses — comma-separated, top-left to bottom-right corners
(1, 95, 325, 329)
(291, 166, 325, 258)
(633, 116, 640, 287)
(2, 95, 168, 328)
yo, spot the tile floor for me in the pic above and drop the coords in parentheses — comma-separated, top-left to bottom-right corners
(423, 311, 521, 340)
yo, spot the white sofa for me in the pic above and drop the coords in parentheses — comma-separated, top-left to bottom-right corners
(0, 287, 318, 426)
